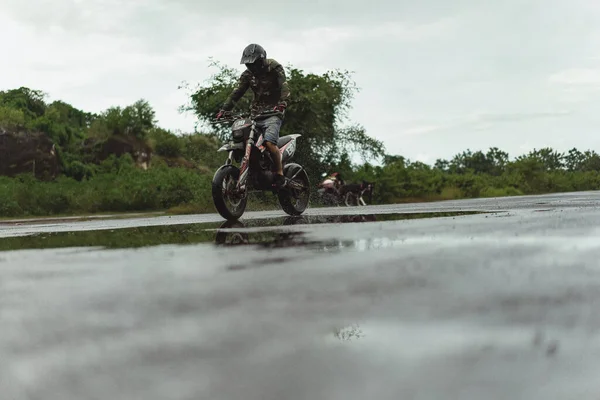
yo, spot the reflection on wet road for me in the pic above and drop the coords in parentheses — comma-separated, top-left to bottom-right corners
(0, 211, 478, 251)
(2, 192, 600, 399)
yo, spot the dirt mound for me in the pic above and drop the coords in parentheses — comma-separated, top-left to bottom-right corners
(0, 129, 58, 179)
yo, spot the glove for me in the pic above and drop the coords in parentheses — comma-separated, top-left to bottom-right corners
(216, 110, 228, 120)
(273, 103, 286, 112)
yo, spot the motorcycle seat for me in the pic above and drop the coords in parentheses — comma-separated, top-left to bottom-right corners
(277, 135, 294, 148)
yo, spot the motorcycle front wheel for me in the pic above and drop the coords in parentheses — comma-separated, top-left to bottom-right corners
(212, 165, 247, 220)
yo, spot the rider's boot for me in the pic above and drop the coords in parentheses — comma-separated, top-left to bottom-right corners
(273, 173, 286, 189)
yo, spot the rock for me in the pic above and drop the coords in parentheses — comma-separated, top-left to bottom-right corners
(0, 129, 58, 180)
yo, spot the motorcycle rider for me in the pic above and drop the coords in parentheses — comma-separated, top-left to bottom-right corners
(326, 172, 345, 193)
(216, 43, 291, 188)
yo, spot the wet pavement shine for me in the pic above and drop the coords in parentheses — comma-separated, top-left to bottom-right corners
(2, 191, 600, 399)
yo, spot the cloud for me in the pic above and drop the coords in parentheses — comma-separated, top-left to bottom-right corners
(296, 17, 458, 44)
(403, 125, 444, 136)
(397, 109, 572, 137)
(549, 68, 600, 86)
(467, 110, 573, 124)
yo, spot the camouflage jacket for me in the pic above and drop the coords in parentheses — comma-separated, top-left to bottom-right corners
(221, 59, 291, 114)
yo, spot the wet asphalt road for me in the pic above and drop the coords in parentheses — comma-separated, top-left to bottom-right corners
(2, 191, 600, 399)
(1, 190, 599, 237)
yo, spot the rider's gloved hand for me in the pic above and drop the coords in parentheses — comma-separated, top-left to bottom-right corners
(216, 110, 226, 120)
(273, 103, 286, 112)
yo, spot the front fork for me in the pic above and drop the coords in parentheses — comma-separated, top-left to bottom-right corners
(236, 122, 257, 193)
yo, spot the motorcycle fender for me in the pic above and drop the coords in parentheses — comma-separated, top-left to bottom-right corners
(218, 142, 244, 152)
(280, 134, 301, 162)
(212, 164, 238, 182)
(283, 162, 303, 177)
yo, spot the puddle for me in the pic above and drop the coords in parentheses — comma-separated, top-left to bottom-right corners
(0, 211, 482, 252)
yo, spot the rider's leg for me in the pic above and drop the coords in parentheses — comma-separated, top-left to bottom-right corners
(262, 116, 284, 186)
(264, 142, 283, 175)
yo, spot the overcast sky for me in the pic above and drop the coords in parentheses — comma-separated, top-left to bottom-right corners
(1, 0, 599, 164)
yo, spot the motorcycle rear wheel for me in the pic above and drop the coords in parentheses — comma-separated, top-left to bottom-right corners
(278, 164, 310, 216)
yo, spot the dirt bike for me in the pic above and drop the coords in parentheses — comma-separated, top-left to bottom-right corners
(317, 174, 374, 207)
(317, 185, 361, 206)
(316, 185, 343, 206)
(316, 173, 343, 206)
(211, 109, 311, 221)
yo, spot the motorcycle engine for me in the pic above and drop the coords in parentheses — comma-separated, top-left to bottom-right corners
(257, 170, 275, 188)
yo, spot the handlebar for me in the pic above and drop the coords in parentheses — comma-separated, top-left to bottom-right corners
(212, 108, 283, 124)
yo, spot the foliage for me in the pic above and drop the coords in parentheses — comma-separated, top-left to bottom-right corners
(149, 128, 184, 158)
(0, 106, 26, 130)
(179, 133, 223, 170)
(0, 88, 93, 147)
(0, 87, 167, 182)
(337, 146, 600, 204)
(0, 165, 213, 217)
(87, 99, 156, 141)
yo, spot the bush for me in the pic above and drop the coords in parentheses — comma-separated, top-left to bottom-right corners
(150, 128, 184, 158)
(155, 136, 183, 158)
(0, 165, 213, 217)
(64, 160, 95, 181)
(440, 186, 464, 200)
(480, 186, 524, 198)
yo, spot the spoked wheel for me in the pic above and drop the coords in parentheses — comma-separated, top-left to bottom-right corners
(214, 220, 249, 245)
(278, 164, 310, 216)
(212, 165, 248, 220)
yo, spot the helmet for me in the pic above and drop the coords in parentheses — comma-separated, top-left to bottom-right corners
(240, 44, 267, 75)
(240, 43, 266, 64)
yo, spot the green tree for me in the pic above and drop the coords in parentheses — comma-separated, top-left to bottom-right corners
(180, 133, 223, 170)
(26, 101, 92, 147)
(0, 87, 47, 120)
(433, 158, 449, 172)
(88, 99, 156, 140)
(581, 150, 600, 172)
(0, 107, 26, 130)
(517, 147, 564, 171)
(384, 154, 407, 167)
(565, 148, 585, 171)
(149, 128, 183, 158)
(485, 147, 509, 176)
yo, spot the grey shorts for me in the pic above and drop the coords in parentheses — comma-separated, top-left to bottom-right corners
(256, 116, 282, 145)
